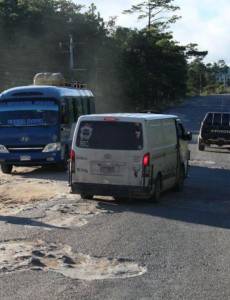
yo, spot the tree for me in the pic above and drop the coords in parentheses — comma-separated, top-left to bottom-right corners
(185, 44, 209, 95)
(118, 29, 187, 110)
(123, 0, 180, 30)
(187, 59, 207, 95)
(185, 43, 208, 60)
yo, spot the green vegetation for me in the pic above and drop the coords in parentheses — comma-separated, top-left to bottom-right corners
(187, 57, 230, 96)
(0, 0, 228, 111)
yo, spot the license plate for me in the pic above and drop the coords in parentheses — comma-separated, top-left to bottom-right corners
(100, 166, 115, 174)
(20, 155, 31, 161)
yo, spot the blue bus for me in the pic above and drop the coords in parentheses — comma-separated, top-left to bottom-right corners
(0, 85, 95, 173)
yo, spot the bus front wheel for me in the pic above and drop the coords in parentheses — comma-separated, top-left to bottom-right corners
(1, 164, 13, 174)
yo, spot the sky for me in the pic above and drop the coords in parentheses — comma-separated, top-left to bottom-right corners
(77, 0, 230, 64)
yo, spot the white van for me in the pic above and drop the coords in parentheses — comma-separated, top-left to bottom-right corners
(69, 113, 191, 201)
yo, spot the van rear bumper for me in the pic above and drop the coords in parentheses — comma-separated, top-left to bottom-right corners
(71, 182, 151, 198)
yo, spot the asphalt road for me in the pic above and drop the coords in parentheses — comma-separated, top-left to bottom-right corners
(1, 95, 230, 300)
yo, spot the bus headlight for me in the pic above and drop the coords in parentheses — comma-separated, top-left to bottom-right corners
(43, 143, 61, 152)
(0, 145, 9, 153)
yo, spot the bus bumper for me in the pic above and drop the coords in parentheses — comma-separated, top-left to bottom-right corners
(0, 151, 62, 166)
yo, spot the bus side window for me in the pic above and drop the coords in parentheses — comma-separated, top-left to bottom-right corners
(87, 98, 91, 114)
(61, 102, 69, 124)
(68, 98, 74, 124)
(89, 98, 96, 114)
(72, 98, 77, 122)
(73, 97, 83, 120)
(81, 97, 89, 115)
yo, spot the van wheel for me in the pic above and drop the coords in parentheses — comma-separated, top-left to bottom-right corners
(1, 164, 13, 174)
(80, 193, 93, 200)
(174, 165, 185, 192)
(152, 176, 161, 202)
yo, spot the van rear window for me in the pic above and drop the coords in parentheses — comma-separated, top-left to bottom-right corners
(76, 121, 143, 150)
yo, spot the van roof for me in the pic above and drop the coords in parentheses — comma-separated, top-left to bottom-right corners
(0, 85, 94, 99)
(79, 113, 177, 121)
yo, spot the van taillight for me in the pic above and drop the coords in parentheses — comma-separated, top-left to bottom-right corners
(70, 149, 75, 161)
(143, 153, 150, 167)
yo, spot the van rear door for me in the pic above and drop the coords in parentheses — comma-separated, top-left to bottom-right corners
(73, 120, 144, 186)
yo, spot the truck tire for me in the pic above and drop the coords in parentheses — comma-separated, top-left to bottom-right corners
(1, 164, 13, 174)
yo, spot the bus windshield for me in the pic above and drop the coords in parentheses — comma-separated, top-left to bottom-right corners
(0, 103, 59, 127)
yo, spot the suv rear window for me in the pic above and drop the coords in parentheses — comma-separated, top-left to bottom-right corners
(76, 121, 143, 150)
(213, 113, 221, 125)
(222, 114, 230, 126)
(204, 113, 213, 125)
(203, 113, 230, 126)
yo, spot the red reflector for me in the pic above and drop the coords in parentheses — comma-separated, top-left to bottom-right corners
(103, 117, 118, 122)
(70, 149, 75, 161)
(143, 153, 150, 167)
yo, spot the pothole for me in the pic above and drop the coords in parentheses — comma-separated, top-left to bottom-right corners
(0, 240, 147, 280)
(0, 179, 68, 215)
(0, 199, 111, 229)
(41, 201, 111, 229)
(0, 203, 37, 216)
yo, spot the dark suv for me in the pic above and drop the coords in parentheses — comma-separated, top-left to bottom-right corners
(198, 112, 230, 151)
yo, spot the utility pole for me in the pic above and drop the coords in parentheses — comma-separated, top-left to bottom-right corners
(69, 34, 74, 79)
(59, 33, 87, 83)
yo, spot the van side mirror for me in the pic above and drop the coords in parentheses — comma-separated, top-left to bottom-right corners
(183, 131, 192, 141)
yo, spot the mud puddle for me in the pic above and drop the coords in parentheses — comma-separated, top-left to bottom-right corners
(0, 240, 147, 280)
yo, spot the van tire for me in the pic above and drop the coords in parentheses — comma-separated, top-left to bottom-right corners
(174, 165, 185, 192)
(152, 176, 161, 202)
(1, 164, 13, 174)
(80, 193, 93, 200)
